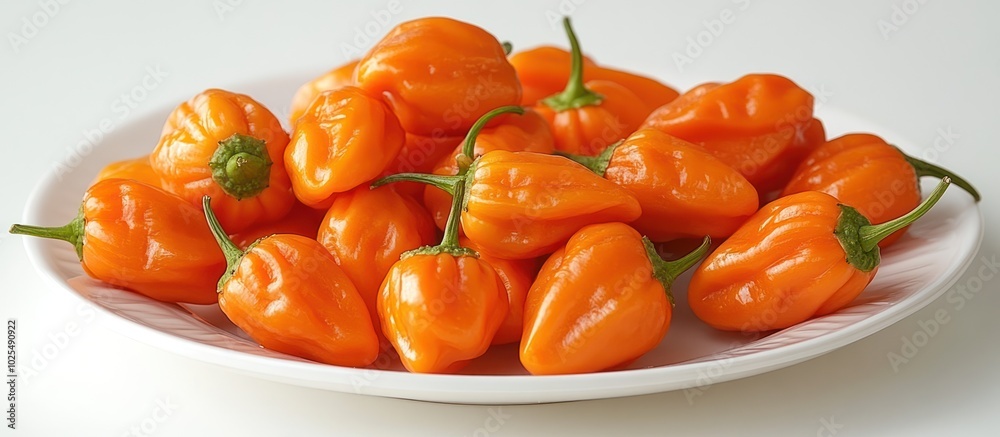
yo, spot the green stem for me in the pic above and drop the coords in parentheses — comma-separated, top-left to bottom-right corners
(402, 179, 477, 259)
(858, 177, 951, 252)
(370, 173, 463, 195)
(643, 236, 712, 305)
(460, 106, 525, 161)
(209, 133, 272, 200)
(202, 196, 246, 291)
(541, 17, 603, 112)
(9, 211, 86, 261)
(899, 149, 980, 201)
(501, 41, 513, 55)
(555, 140, 622, 176)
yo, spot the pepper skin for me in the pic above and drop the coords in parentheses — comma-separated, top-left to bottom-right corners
(377, 179, 508, 373)
(565, 128, 759, 242)
(285, 86, 405, 208)
(317, 185, 438, 332)
(381, 132, 464, 200)
(355, 17, 521, 136)
(642, 74, 826, 194)
(92, 155, 161, 187)
(510, 47, 679, 110)
(229, 201, 327, 249)
(688, 179, 952, 332)
(150, 88, 294, 233)
(520, 223, 710, 375)
(459, 236, 537, 346)
(534, 18, 650, 156)
(782, 133, 980, 248)
(9, 179, 225, 304)
(424, 108, 555, 230)
(203, 197, 379, 367)
(288, 60, 358, 126)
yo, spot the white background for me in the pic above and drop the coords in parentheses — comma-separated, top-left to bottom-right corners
(2, 0, 998, 435)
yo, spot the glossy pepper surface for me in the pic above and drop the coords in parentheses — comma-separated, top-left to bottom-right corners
(381, 132, 464, 200)
(203, 197, 379, 367)
(520, 223, 710, 375)
(642, 74, 826, 194)
(355, 17, 521, 136)
(534, 18, 649, 156)
(229, 201, 327, 249)
(782, 133, 980, 248)
(317, 185, 438, 331)
(459, 236, 537, 346)
(377, 178, 508, 373)
(10, 179, 225, 304)
(150, 88, 293, 233)
(288, 59, 358, 126)
(563, 128, 758, 242)
(93, 155, 161, 187)
(285, 86, 405, 208)
(688, 178, 952, 332)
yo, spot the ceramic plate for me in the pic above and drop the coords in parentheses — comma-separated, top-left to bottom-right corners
(19, 75, 984, 404)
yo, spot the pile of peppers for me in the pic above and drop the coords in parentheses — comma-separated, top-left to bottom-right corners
(10, 16, 980, 375)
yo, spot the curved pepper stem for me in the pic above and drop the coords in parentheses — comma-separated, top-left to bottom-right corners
(371, 173, 463, 195)
(642, 236, 712, 306)
(403, 179, 477, 259)
(460, 105, 525, 162)
(899, 149, 980, 201)
(9, 211, 86, 261)
(202, 196, 246, 291)
(209, 133, 273, 200)
(556, 140, 622, 176)
(859, 177, 951, 252)
(542, 17, 604, 112)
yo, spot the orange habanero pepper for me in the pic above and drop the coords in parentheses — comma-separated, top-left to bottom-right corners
(229, 201, 327, 249)
(642, 74, 826, 195)
(9, 179, 225, 304)
(288, 59, 358, 126)
(92, 155, 161, 187)
(380, 132, 464, 200)
(284, 86, 405, 208)
(521, 223, 710, 375)
(203, 197, 378, 367)
(688, 178, 952, 332)
(562, 128, 759, 242)
(458, 236, 538, 346)
(150, 88, 294, 233)
(378, 178, 508, 373)
(424, 106, 555, 230)
(533, 18, 650, 156)
(782, 133, 980, 248)
(316, 185, 438, 332)
(355, 17, 521, 136)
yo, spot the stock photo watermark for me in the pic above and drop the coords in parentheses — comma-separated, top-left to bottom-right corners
(6, 320, 15, 430)
(877, 0, 931, 40)
(7, 0, 72, 54)
(672, 0, 752, 72)
(468, 407, 511, 437)
(120, 397, 178, 437)
(545, 0, 586, 30)
(17, 303, 97, 384)
(339, 1, 403, 60)
(816, 415, 845, 437)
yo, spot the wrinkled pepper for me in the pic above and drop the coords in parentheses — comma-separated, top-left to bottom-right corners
(520, 223, 710, 375)
(317, 185, 438, 332)
(688, 178, 952, 332)
(642, 74, 826, 194)
(355, 17, 521, 136)
(782, 133, 980, 247)
(229, 201, 327, 249)
(9, 179, 225, 304)
(203, 197, 379, 367)
(380, 132, 464, 200)
(93, 155, 161, 187)
(377, 178, 508, 373)
(459, 236, 538, 346)
(288, 59, 359, 126)
(562, 128, 759, 242)
(284, 86, 405, 208)
(424, 107, 555, 230)
(150, 88, 294, 233)
(534, 18, 650, 156)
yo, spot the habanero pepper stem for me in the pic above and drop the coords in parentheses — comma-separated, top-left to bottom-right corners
(202, 196, 245, 289)
(644, 235, 711, 306)
(404, 178, 476, 259)
(899, 149, 980, 201)
(459, 105, 525, 163)
(542, 17, 603, 111)
(10, 215, 84, 259)
(556, 140, 621, 177)
(852, 176, 952, 257)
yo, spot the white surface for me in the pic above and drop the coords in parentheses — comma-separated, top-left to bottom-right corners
(2, 0, 998, 434)
(20, 88, 986, 404)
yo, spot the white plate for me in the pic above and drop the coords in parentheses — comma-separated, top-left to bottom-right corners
(19, 75, 984, 404)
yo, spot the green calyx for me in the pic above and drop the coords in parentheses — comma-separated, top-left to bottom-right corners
(202, 196, 246, 291)
(9, 209, 86, 261)
(541, 17, 604, 112)
(556, 140, 622, 177)
(897, 147, 980, 202)
(401, 178, 479, 260)
(209, 133, 272, 200)
(642, 235, 712, 306)
(837, 177, 952, 272)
